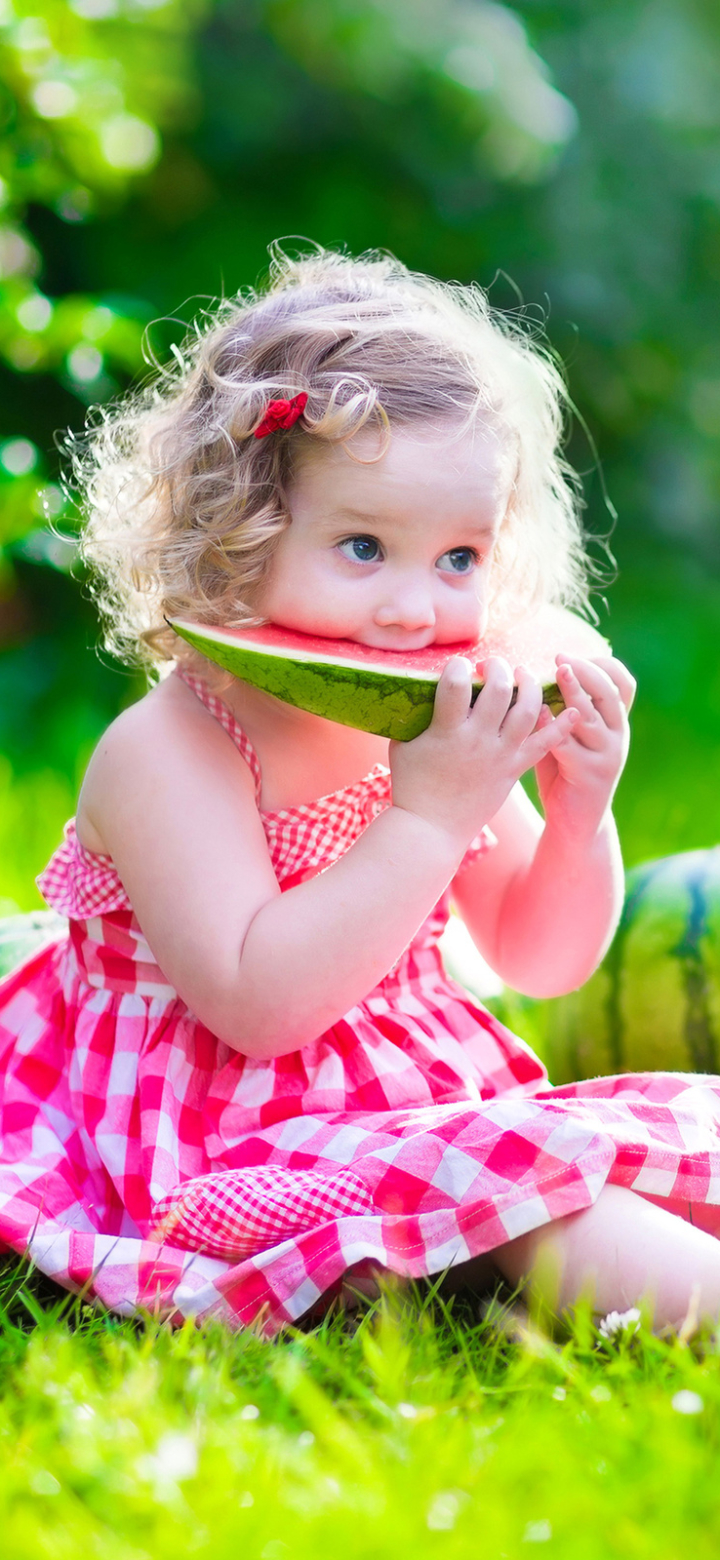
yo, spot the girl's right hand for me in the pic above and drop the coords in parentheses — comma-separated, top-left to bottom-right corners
(390, 655, 579, 853)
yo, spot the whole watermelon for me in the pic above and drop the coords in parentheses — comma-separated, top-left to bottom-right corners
(540, 847, 720, 1083)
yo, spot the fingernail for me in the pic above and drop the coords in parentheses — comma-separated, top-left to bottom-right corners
(447, 656, 471, 683)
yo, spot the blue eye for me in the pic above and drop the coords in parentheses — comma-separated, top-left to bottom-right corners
(338, 535, 382, 563)
(437, 547, 478, 575)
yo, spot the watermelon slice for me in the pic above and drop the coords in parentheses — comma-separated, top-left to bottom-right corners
(169, 606, 610, 741)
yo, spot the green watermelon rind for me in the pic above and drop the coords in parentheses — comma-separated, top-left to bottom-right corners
(171, 621, 564, 742)
(541, 847, 720, 1083)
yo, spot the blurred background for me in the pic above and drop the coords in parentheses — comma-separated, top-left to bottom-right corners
(1, 0, 720, 912)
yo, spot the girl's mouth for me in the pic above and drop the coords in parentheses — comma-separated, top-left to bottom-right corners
(349, 629, 474, 654)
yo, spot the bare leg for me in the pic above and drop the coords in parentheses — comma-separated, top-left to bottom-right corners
(494, 1184, 720, 1330)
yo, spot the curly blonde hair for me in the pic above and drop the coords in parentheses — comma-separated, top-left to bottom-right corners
(73, 244, 592, 672)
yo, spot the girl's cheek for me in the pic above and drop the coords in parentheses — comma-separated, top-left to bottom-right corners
(460, 579, 489, 635)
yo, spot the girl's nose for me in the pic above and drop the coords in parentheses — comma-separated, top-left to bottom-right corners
(374, 576, 436, 632)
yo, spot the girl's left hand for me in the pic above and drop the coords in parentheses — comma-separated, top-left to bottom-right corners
(532, 654, 636, 841)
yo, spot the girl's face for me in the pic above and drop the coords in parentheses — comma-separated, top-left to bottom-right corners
(259, 421, 513, 651)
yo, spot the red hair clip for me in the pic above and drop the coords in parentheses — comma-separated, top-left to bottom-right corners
(254, 391, 308, 439)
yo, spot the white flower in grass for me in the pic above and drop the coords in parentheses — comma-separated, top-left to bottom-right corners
(598, 1307, 641, 1338)
(137, 1432, 198, 1487)
(523, 1519, 552, 1542)
(671, 1390, 704, 1415)
(427, 1491, 461, 1531)
(154, 1432, 198, 1481)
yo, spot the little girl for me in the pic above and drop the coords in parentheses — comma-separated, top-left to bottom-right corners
(3, 247, 720, 1335)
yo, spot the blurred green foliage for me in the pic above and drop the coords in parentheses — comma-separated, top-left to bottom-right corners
(1, 0, 719, 908)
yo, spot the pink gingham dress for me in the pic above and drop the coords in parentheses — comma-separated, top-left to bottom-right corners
(3, 669, 720, 1332)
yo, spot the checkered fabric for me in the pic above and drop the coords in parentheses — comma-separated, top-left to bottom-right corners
(35, 673, 490, 908)
(151, 1165, 376, 1260)
(3, 668, 720, 1334)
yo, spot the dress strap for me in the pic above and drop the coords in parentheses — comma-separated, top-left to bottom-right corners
(175, 669, 263, 805)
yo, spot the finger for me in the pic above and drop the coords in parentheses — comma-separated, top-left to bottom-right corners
(555, 661, 608, 753)
(521, 706, 579, 769)
(471, 656, 515, 728)
(555, 660, 604, 747)
(500, 665, 543, 743)
(556, 655, 627, 735)
(431, 656, 473, 733)
(534, 746, 560, 795)
(590, 655, 637, 713)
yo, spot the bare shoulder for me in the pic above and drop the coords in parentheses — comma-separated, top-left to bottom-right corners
(74, 671, 279, 1037)
(77, 672, 256, 853)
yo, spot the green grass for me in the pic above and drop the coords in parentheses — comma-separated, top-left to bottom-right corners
(1, 1258, 719, 1559)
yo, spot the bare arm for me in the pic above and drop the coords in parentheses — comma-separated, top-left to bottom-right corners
(452, 784, 623, 997)
(223, 805, 466, 1053)
(453, 653, 635, 998)
(80, 661, 575, 1058)
(81, 685, 466, 1056)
